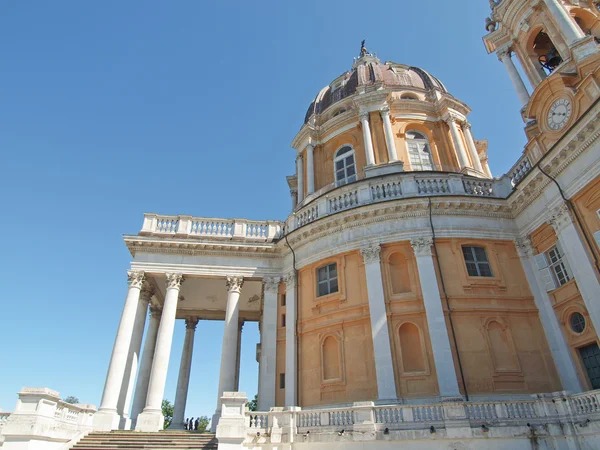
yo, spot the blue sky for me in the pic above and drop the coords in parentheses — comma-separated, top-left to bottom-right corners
(0, 1, 528, 417)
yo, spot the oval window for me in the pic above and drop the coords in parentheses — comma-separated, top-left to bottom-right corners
(570, 312, 586, 334)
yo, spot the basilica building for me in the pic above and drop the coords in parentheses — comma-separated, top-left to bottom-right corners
(3, 0, 600, 449)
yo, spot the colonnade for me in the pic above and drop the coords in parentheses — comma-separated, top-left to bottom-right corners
(93, 274, 279, 433)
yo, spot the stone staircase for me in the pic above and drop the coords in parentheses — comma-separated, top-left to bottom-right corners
(71, 431, 218, 449)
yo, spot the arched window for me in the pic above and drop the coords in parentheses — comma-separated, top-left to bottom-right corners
(531, 30, 562, 74)
(406, 131, 433, 171)
(334, 146, 357, 186)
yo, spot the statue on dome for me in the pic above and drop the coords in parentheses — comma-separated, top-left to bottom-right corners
(360, 40, 368, 57)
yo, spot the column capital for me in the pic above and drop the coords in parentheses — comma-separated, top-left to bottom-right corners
(127, 270, 146, 289)
(444, 114, 459, 125)
(379, 104, 391, 117)
(410, 236, 434, 257)
(359, 111, 370, 121)
(149, 305, 162, 317)
(461, 121, 472, 130)
(515, 236, 534, 258)
(284, 272, 296, 288)
(306, 143, 315, 151)
(263, 277, 280, 294)
(140, 283, 155, 302)
(226, 276, 244, 293)
(185, 317, 199, 330)
(497, 47, 512, 61)
(548, 203, 573, 234)
(360, 244, 382, 263)
(165, 273, 185, 290)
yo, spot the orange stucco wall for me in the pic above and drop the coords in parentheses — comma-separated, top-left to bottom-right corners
(293, 239, 561, 406)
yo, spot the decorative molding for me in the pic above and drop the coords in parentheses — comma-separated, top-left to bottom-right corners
(226, 276, 244, 293)
(127, 270, 145, 289)
(360, 244, 381, 263)
(284, 273, 297, 288)
(379, 105, 391, 117)
(185, 317, 199, 330)
(165, 272, 185, 290)
(514, 236, 534, 258)
(359, 111, 369, 122)
(410, 237, 434, 257)
(548, 203, 573, 234)
(263, 277, 280, 294)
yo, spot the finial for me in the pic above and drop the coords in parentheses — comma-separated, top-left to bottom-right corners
(485, 17, 497, 32)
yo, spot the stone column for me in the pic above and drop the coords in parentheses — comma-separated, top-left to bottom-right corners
(234, 321, 244, 391)
(549, 204, 600, 334)
(360, 245, 397, 400)
(211, 276, 244, 432)
(117, 282, 154, 429)
(410, 237, 461, 399)
(171, 317, 199, 429)
(543, 0, 585, 46)
(136, 273, 184, 432)
(380, 105, 398, 162)
(445, 116, 470, 170)
(306, 144, 315, 195)
(284, 273, 297, 407)
(461, 122, 485, 174)
(498, 49, 530, 107)
(360, 112, 376, 166)
(93, 270, 146, 431)
(296, 155, 304, 204)
(515, 237, 583, 393)
(258, 278, 279, 411)
(130, 306, 161, 427)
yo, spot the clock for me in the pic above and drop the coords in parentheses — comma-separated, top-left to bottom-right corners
(547, 98, 572, 131)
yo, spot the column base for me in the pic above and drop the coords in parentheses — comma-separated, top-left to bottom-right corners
(210, 412, 221, 433)
(135, 409, 165, 432)
(92, 410, 121, 431)
(119, 415, 132, 430)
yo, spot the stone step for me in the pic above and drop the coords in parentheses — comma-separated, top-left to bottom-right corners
(72, 432, 218, 450)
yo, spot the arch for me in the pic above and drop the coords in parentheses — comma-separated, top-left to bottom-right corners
(485, 319, 520, 372)
(571, 8, 600, 42)
(526, 27, 563, 75)
(406, 130, 434, 171)
(398, 322, 426, 373)
(388, 252, 411, 294)
(333, 145, 357, 186)
(400, 92, 419, 100)
(321, 334, 342, 382)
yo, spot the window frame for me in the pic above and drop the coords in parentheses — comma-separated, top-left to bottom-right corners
(546, 245, 571, 287)
(406, 130, 434, 171)
(316, 262, 339, 297)
(333, 145, 357, 187)
(462, 245, 494, 277)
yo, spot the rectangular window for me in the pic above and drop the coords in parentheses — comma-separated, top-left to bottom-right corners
(279, 373, 285, 389)
(546, 245, 571, 287)
(317, 263, 339, 297)
(281, 313, 286, 328)
(462, 246, 493, 277)
(281, 294, 286, 306)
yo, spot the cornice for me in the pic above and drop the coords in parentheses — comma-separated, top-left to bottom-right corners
(124, 235, 281, 258)
(507, 106, 600, 216)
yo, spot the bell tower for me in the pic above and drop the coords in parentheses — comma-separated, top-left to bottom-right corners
(484, 0, 600, 163)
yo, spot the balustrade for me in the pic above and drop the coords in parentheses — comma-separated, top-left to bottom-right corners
(416, 177, 451, 195)
(463, 179, 494, 196)
(328, 190, 359, 213)
(570, 392, 600, 415)
(509, 155, 532, 186)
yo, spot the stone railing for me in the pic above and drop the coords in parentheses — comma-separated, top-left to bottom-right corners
(291, 171, 512, 231)
(508, 154, 533, 186)
(1, 388, 96, 450)
(140, 214, 284, 242)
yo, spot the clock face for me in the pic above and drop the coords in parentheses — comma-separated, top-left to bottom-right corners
(547, 98, 572, 131)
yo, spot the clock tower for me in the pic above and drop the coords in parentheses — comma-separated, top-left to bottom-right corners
(484, 0, 600, 161)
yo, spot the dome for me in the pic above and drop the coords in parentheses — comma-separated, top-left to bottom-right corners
(304, 53, 447, 124)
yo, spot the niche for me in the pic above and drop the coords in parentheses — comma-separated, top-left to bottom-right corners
(321, 334, 343, 383)
(486, 320, 520, 373)
(399, 322, 426, 373)
(389, 252, 411, 294)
